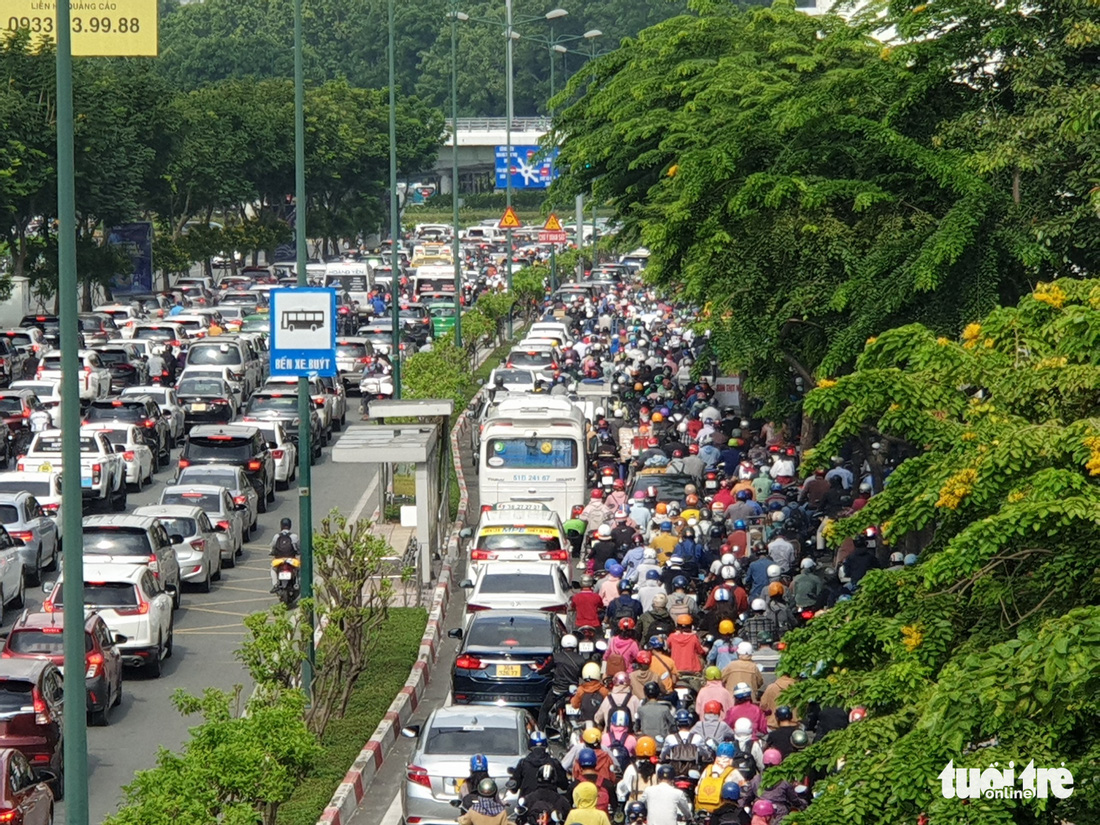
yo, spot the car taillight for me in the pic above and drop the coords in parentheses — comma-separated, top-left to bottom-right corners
(358, 356, 373, 364)
(313, 398, 325, 408)
(146, 554, 160, 574)
(41, 503, 58, 515)
(178, 459, 191, 469)
(86, 651, 104, 678)
(406, 765, 432, 789)
(92, 463, 101, 483)
(271, 449, 284, 459)
(212, 398, 229, 405)
(216, 520, 231, 531)
(0, 810, 14, 822)
(116, 593, 150, 616)
(465, 604, 489, 612)
(20, 408, 29, 419)
(539, 550, 568, 561)
(800, 610, 815, 620)
(190, 538, 206, 552)
(143, 418, 156, 428)
(32, 689, 49, 725)
(470, 549, 498, 561)
(7, 530, 33, 544)
(35, 368, 42, 378)
(571, 505, 585, 519)
(123, 451, 135, 461)
(233, 495, 248, 506)
(247, 459, 262, 471)
(454, 654, 485, 670)
(531, 654, 553, 672)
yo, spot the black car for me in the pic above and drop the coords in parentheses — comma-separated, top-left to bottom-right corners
(448, 610, 562, 709)
(83, 396, 172, 467)
(397, 303, 433, 345)
(77, 313, 121, 347)
(18, 315, 62, 348)
(175, 375, 237, 429)
(240, 391, 323, 462)
(93, 344, 149, 391)
(0, 339, 25, 388)
(177, 425, 275, 510)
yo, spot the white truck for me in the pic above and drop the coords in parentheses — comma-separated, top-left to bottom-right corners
(19, 428, 128, 511)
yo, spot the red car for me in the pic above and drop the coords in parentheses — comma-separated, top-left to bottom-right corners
(2, 611, 123, 727)
(0, 659, 63, 799)
(0, 747, 53, 824)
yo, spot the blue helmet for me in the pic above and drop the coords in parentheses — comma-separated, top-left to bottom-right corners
(661, 521, 673, 531)
(768, 500, 784, 511)
(648, 635, 665, 650)
(736, 490, 751, 501)
(716, 742, 735, 758)
(626, 801, 647, 821)
(610, 709, 631, 728)
(734, 520, 747, 530)
(672, 575, 688, 589)
(470, 754, 489, 772)
(609, 564, 624, 578)
(674, 709, 693, 727)
(529, 730, 547, 747)
(645, 569, 661, 580)
(720, 782, 741, 802)
(770, 482, 783, 492)
(604, 558, 618, 572)
(578, 748, 598, 768)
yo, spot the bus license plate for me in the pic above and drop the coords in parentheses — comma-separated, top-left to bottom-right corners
(496, 664, 522, 678)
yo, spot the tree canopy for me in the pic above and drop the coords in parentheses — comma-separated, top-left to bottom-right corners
(772, 279, 1100, 824)
(548, 0, 1100, 418)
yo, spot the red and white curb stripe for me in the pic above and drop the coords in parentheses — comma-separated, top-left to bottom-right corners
(318, 408, 475, 825)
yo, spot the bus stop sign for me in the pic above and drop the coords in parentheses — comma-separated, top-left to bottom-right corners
(269, 287, 338, 377)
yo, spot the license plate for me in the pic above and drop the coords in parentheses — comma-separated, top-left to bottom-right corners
(80, 477, 92, 488)
(579, 641, 594, 653)
(37, 462, 52, 472)
(565, 705, 580, 716)
(192, 403, 207, 411)
(277, 571, 293, 580)
(496, 664, 522, 677)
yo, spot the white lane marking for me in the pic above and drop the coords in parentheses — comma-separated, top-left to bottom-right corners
(350, 467, 380, 522)
(380, 789, 403, 825)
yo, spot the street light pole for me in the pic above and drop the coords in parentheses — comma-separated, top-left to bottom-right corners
(451, 8, 464, 348)
(388, 0, 402, 397)
(293, 0, 315, 696)
(504, 0, 515, 339)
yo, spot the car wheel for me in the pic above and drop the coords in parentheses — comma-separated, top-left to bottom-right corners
(112, 682, 122, 707)
(150, 449, 160, 475)
(257, 493, 268, 514)
(212, 556, 222, 581)
(53, 766, 63, 801)
(89, 703, 109, 727)
(112, 482, 127, 512)
(266, 482, 275, 503)
(276, 475, 289, 491)
(12, 576, 24, 610)
(27, 551, 40, 587)
(164, 623, 174, 659)
(171, 582, 181, 610)
(201, 566, 213, 591)
(44, 538, 58, 572)
(146, 637, 163, 677)
(223, 551, 236, 569)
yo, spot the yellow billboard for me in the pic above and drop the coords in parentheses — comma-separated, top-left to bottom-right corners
(1, 0, 157, 56)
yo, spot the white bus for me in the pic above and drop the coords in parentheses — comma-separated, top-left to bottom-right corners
(478, 396, 587, 522)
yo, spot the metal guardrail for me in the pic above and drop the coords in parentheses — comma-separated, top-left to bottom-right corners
(446, 117, 551, 132)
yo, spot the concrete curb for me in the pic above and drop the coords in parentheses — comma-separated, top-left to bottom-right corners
(316, 403, 477, 825)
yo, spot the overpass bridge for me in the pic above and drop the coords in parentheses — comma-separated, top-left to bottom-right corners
(433, 117, 550, 194)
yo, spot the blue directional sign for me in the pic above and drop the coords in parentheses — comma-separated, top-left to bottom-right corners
(269, 287, 337, 377)
(495, 145, 559, 190)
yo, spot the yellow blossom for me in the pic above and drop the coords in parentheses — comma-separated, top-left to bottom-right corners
(1008, 491, 1026, 503)
(879, 47, 891, 60)
(866, 336, 878, 345)
(1036, 356, 1068, 369)
(912, 3, 928, 12)
(961, 323, 982, 341)
(901, 623, 924, 652)
(1085, 436, 1100, 476)
(1033, 282, 1066, 309)
(936, 467, 977, 510)
(936, 337, 951, 346)
(667, 164, 679, 178)
(983, 338, 995, 349)
(960, 431, 976, 441)
(816, 378, 837, 389)
(888, 403, 901, 412)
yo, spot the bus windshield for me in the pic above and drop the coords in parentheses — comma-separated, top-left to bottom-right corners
(485, 437, 578, 469)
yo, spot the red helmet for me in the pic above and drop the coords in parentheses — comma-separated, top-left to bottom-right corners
(647, 436, 659, 447)
(618, 617, 636, 631)
(613, 479, 625, 490)
(703, 700, 723, 715)
(635, 650, 652, 666)
(689, 444, 699, 455)
(590, 489, 604, 500)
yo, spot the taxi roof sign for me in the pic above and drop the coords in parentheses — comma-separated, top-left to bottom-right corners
(542, 213, 564, 232)
(499, 206, 523, 230)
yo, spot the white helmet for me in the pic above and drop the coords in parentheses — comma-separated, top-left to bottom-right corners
(721, 553, 735, 566)
(736, 641, 754, 656)
(643, 547, 657, 560)
(751, 598, 767, 611)
(733, 718, 753, 736)
(677, 421, 688, 433)
(597, 524, 612, 539)
(581, 662, 601, 681)
(767, 564, 782, 579)
(800, 557, 816, 570)
(561, 634, 578, 649)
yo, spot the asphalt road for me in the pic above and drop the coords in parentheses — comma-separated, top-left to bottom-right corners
(23, 425, 383, 825)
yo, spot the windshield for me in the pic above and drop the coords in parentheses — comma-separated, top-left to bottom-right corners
(629, 473, 695, 503)
(33, 435, 97, 453)
(477, 573, 554, 595)
(125, 389, 166, 404)
(51, 582, 138, 609)
(134, 328, 176, 341)
(0, 680, 35, 713)
(188, 346, 241, 366)
(95, 351, 129, 365)
(0, 506, 19, 525)
(183, 438, 252, 461)
(161, 491, 223, 511)
(248, 396, 297, 413)
(0, 480, 52, 497)
(78, 318, 104, 331)
(479, 532, 560, 552)
(0, 398, 25, 413)
(485, 438, 578, 469)
(85, 405, 143, 423)
(95, 429, 131, 446)
(157, 517, 198, 539)
(2, 333, 33, 347)
(423, 724, 521, 756)
(336, 344, 367, 358)
(8, 629, 92, 655)
(178, 379, 227, 396)
(178, 468, 239, 489)
(508, 351, 554, 368)
(466, 614, 555, 648)
(82, 527, 153, 556)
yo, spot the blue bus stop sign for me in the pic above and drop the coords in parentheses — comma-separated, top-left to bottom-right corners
(269, 287, 337, 377)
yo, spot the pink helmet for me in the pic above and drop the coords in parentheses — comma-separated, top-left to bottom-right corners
(762, 748, 783, 767)
(752, 799, 775, 817)
(612, 671, 630, 686)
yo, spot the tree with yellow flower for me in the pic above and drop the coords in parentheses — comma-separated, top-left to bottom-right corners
(773, 280, 1100, 824)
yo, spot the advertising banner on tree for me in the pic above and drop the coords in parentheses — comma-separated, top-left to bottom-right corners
(107, 221, 153, 296)
(0, 0, 158, 56)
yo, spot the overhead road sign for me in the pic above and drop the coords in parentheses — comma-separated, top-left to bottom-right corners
(494, 145, 558, 190)
(269, 287, 337, 377)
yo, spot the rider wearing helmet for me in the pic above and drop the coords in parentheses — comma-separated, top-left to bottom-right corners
(591, 523, 619, 573)
(571, 573, 605, 631)
(269, 518, 300, 591)
(597, 562, 624, 605)
(538, 632, 589, 730)
(458, 778, 508, 825)
(601, 707, 638, 774)
(579, 488, 611, 534)
(638, 591, 676, 641)
(711, 781, 744, 825)
(570, 661, 610, 722)
(764, 706, 802, 757)
(566, 776, 612, 825)
(513, 730, 568, 796)
(695, 665, 735, 718)
(595, 670, 641, 728)
(460, 755, 492, 808)
(668, 612, 705, 678)
(519, 763, 572, 825)
(605, 581, 644, 635)
(634, 676, 676, 736)
(725, 681, 768, 737)
(690, 700, 735, 749)
(641, 760, 693, 825)
(721, 641, 765, 701)
(694, 741, 738, 812)
(752, 750, 808, 821)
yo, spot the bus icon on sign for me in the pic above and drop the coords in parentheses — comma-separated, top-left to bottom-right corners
(281, 310, 325, 332)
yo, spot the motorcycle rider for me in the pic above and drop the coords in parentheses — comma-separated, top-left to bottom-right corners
(537, 633, 587, 730)
(720, 642, 764, 701)
(269, 518, 300, 592)
(641, 765, 693, 825)
(790, 558, 824, 612)
(517, 764, 570, 825)
(725, 683, 768, 738)
(638, 592, 676, 640)
(738, 599, 780, 648)
(571, 662, 609, 723)
(635, 569, 665, 612)
(458, 778, 509, 825)
(634, 679, 676, 735)
(571, 575, 605, 631)
(764, 707, 801, 758)
(566, 780, 611, 825)
(617, 736, 660, 803)
(513, 731, 567, 797)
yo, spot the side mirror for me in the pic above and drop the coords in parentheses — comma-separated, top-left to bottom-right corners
(32, 768, 56, 787)
(8, 537, 24, 547)
(400, 725, 421, 739)
(169, 534, 185, 545)
(447, 628, 464, 640)
(41, 580, 55, 594)
(113, 632, 128, 644)
(234, 502, 248, 511)
(449, 799, 463, 809)
(460, 579, 474, 589)
(459, 528, 472, 539)
(213, 523, 227, 532)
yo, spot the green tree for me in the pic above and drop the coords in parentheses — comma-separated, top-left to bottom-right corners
(775, 278, 1100, 824)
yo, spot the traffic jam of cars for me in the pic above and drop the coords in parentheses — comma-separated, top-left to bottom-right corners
(397, 244, 866, 825)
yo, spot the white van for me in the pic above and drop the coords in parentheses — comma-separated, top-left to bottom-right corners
(323, 261, 373, 315)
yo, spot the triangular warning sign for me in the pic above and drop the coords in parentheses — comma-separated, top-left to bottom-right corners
(499, 206, 523, 230)
(542, 213, 564, 232)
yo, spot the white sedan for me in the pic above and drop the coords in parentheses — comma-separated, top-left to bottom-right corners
(459, 561, 573, 614)
(252, 420, 298, 490)
(89, 423, 155, 489)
